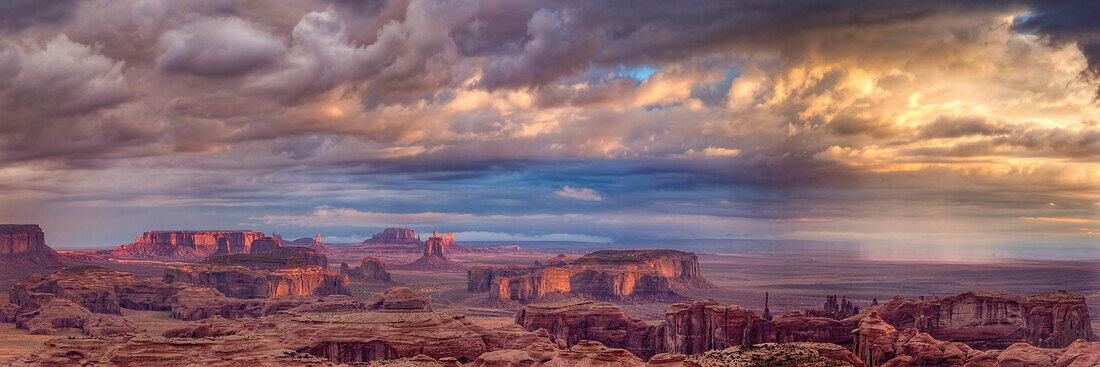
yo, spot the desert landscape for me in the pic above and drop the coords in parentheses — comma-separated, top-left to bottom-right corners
(0, 225, 1095, 366)
(2, 0, 1099, 365)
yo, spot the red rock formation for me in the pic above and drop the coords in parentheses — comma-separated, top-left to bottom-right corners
(169, 286, 364, 321)
(14, 335, 328, 366)
(392, 231, 468, 272)
(10, 266, 200, 314)
(269, 246, 329, 268)
(288, 233, 330, 254)
(868, 290, 1097, 349)
(365, 287, 432, 311)
(853, 312, 899, 367)
(682, 343, 865, 367)
(364, 228, 422, 245)
(343, 256, 393, 282)
(475, 250, 714, 303)
(0, 224, 65, 277)
(107, 230, 271, 260)
(164, 304, 504, 363)
(515, 299, 661, 358)
(773, 311, 858, 345)
(163, 253, 349, 299)
(249, 235, 282, 254)
(8, 293, 143, 336)
(470, 341, 647, 367)
(878, 328, 1100, 367)
(662, 300, 777, 355)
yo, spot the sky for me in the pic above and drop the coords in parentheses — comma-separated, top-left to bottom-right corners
(0, 0, 1096, 251)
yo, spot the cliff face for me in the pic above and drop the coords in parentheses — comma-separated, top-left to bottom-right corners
(107, 230, 272, 260)
(474, 250, 714, 303)
(0, 224, 65, 276)
(869, 290, 1096, 349)
(162, 254, 349, 298)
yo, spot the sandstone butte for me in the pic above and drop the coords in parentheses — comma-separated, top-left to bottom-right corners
(104, 230, 280, 260)
(391, 231, 468, 272)
(359, 227, 473, 254)
(163, 252, 349, 299)
(342, 256, 394, 282)
(468, 250, 716, 304)
(0, 224, 65, 277)
(515, 290, 1098, 360)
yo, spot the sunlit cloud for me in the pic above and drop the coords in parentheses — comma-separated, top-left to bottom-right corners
(554, 186, 604, 201)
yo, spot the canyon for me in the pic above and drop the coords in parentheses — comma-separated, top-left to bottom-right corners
(469, 250, 715, 303)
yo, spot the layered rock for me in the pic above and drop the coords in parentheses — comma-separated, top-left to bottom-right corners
(269, 246, 329, 268)
(249, 236, 282, 254)
(516, 299, 659, 358)
(343, 256, 393, 282)
(475, 250, 714, 304)
(163, 253, 349, 299)
(868, 290, 1097, 349)
(107, 230, 273, 260)
(7, 293, 143, 336)
(13, 335, 328, 366)
(164, 301, 538, 363)
(364, 228, 422, 245)
(10, 266, 199, 314)
(365, 287, 431, 311)
(0, 224, 65, 277)
(391, 231, 468, 272)
(169, 286, 365, 321)
(879, 328, 1100, 367)
(469, 341, 647, 367)
(662, 300, 777, 355)
(853, 312, 899, 367)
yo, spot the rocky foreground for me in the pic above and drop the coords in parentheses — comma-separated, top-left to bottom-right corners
(4, 285, 1098, 367)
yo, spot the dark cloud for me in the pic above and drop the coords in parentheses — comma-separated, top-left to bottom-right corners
(0, 0, 79, 31)
(920, 116, 1008, 138)
(1013, 1, 1100, 80)
(156, 17, 286, 77)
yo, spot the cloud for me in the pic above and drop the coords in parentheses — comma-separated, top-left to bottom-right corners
(0, 34, 130, 116)
(156, 17, 286, 77)
(554, 186, 603, 201)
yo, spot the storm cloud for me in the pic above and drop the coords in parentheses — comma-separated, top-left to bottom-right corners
(0, 0, 1096, 249)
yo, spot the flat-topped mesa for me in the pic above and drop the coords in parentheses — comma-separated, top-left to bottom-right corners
(287, 233, 329, 254)
(163, 253, 349, 299)
(0, 224, 64, 276)
(868, 290, 1097, 349)
(363, 228, 421, 245)
(107, 230, 273, 260)
(472, 249, 714, 304)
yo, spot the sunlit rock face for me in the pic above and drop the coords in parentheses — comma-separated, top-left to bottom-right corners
(163, 253, 349, 299)
(108, 230, 272, 260)
(869, 290, 1097, 349)
(0, 224, 65, 277)
(474, 250, 715, 304)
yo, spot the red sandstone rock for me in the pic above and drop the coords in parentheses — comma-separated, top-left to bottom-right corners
(163, 253, 349, 299)
(10, 266, 198, 315)
(164, 309, 494, 363)
(12, 296, 143, 336)
(515, 299, 660, 358)
(662, 299, 777, 355)
(343, 256, 393, 282)
(248, 236, 282, 254)
(0, 224, 65, 277)
(682, 343, 864, 367)
(168, 286, 363, 320)
(364, 228, 422, 246)
(853, 312, 899, 367)
(106, 230, 273, 260)
(365, 287, 432, 312)
(468, 341, 647, 367)
(476, 250, 714, 304)
(868, 290, 1097, 349)
(13, 335, 327, 366)
(392, 231, 468, 272)
(288, 234, 329, 254)
(269, 246, 329, 268)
